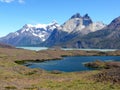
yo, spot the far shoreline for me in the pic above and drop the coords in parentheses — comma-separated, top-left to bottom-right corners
(16, 46, 117, 52)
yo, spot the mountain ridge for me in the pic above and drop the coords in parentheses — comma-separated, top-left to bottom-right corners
(43, 13, 106, 47)
(1, 13, 120, 49)
(0, 21, 60, 46)
(56, 16, 120, 49)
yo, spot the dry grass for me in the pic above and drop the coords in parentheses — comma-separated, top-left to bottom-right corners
(0, 48, 120, 90)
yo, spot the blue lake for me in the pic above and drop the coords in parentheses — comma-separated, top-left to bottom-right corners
(25, 56, 120, 72)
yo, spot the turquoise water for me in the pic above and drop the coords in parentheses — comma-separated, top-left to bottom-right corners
(17, 47, 48, 51)
(17, 47, 117, 51)
(62, 48, 117, 52)
(25, 56, 120, 72)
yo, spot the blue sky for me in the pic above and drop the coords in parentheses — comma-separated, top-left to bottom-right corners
(0, 0, 120, 37)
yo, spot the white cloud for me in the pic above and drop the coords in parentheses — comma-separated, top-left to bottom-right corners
(0, 0, 14, 3)
(0, 0, 25, 3)
(18, 0, 24, 4)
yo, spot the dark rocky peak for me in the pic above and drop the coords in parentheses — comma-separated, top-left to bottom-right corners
(49, 21, 58, 26)
(83, 13, 91, 19)
(22, 24, 33, 29)
(108, 16, 120, 30)
(83, 14, 93, 26)
(70, 13, 82, 19)
(111, 16, 120, 24)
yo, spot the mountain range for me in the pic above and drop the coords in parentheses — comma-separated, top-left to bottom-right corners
(54, 15, 120, 49)
(0, 22, 59, 46)
(43, 13, 106, 47)
(0, 13, 120, 49)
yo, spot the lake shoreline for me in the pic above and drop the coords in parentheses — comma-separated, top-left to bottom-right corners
(12, 48, 120, 72)
(24, 56, 120, 72)
(16, 46, 117, 51)
(16, 49, 120, 62)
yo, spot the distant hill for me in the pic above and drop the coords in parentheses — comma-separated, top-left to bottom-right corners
(0, 43, 15, 48)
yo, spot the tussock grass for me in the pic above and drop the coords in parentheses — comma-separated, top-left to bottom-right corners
(0, 48, 120, 89)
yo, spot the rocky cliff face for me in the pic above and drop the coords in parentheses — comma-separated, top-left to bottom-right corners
(61, 13, 105, 34)
(2, 13, 118, 49)
(43, 13, 106, 47)
(61, 16, 120, 49)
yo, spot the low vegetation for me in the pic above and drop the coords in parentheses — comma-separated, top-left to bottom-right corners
(0, 47, 120, 90)
(85, 60, 120, 85)
(94, 68, 120, 84)
(85, 60, 120, 69)
(84, 60, 106, 69)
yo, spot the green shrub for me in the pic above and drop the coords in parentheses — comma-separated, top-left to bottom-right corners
(51, 70, 62, 74)
(5, 86, 17, 89)
(14, 60, 26, 64)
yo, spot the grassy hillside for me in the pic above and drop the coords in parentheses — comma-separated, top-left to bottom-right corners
(0, 48, 120, 90)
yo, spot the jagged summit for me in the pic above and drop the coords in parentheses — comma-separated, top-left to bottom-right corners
(82, 13, 93, 26)
(61, 13, 102, 33)
(70, 13, 82, 19)
(0, 22, 60, 46)
(23, 24, 33, 28)
(112, 16, 120, 23)
(70, 13, 91, 19)
(0, 13, 108, 47)
(22, 21, 59, 29)
(83, 14, 90, 19)
(107, 16, 120, 30)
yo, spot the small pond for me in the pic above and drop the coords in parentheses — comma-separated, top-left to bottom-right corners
(24, 56, 120, 72)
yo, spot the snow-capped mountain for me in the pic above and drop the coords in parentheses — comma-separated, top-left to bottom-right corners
(61, 13, 106, 34)
(17, 22, 59, 41)
(53, 16, 120, 49)
(60, 13, 92, 33)
(0, 13, 107, 47)
(43, 13, 106, 47)
(90, 22, 106, 32)
(0, 22, 60, 46)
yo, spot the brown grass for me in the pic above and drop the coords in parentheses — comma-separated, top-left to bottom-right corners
(0, 48, 120, 90)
